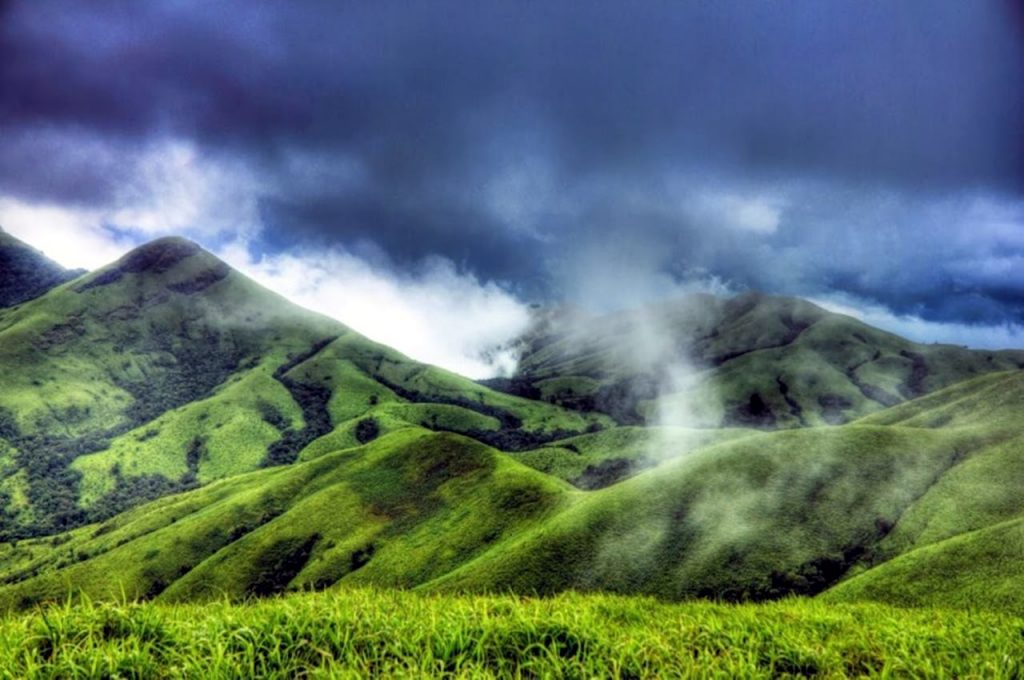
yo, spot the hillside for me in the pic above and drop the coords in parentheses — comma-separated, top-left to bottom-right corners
(4, 365, 1024, 610)
(819, 370, 1024, 612)
(0, 375, 1014, 609)
(0, 228, 82, 308)
(0, 237, 605, 539)
(0, 428, 572, 606)
(492, 293, 1024, 428)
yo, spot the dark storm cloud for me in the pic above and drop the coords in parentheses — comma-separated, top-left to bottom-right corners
(1, 0, 1022, 324)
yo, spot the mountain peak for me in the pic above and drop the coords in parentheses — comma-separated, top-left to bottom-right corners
(0, 229, 81, 307)
(75, 236, 230, 294)
(117, 236, 203, 271)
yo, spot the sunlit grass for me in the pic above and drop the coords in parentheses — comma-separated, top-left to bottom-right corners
(2, 588, 1022, 678)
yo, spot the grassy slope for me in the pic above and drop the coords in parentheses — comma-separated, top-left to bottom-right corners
(432, 424, 967, 600)
(7, 367, 1024, 609)
(825, 516, 1024, 613)
(0, 420, 970, 609)
(821, 370, 1024, 612)
(69, 332, 601, 507)
(3, 589, 1022, 678)
(512, 425, 753, 486)
(0, 429, 572, 607)
(444, 371, 1024, 612)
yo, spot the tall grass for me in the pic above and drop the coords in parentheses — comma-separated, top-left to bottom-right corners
(2, 588, 1022, 678)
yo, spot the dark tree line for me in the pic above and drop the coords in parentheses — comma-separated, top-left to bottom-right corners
(482, 374, 660, 426)
(261, 339, 339, 467)
(374, 373, 600, 452)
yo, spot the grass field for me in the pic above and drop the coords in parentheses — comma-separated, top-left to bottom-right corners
(2, 588, 1022, 678)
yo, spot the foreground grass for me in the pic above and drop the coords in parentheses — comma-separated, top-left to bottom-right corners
(1, 589, 1022, 678)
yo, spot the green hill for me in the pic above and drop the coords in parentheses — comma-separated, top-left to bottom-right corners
(816, 370, 1024, 612)
(0, 396, 1001, 609)
(824, 515, 1024, 613)
(6, 364, 1024, 610)
(0, 237, 604, 539)
(0, 429, 574, 607)
(494, 293, 1024, 428)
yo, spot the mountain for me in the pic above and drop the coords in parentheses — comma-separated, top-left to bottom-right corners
(489, 293, 1024, 428)
(0, 228, 83, 308)
(1, 235, 1024, 614)
(0, 237, 604, 538)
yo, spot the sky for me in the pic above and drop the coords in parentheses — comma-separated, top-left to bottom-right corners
(1, 1, 1022, 377)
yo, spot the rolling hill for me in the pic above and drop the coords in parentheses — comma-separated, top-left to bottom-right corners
(491, 294, 1024, 428)
(1, 231, 1024, 616)
(1, 369, 1022, 610)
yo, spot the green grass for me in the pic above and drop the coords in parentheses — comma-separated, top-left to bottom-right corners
(8, 363, 1024, 611)
(73, 364, 305, 503)
(434, 424, 970, 600)
(5, 357, 1024, 617)
(1, 588, 1022, 678)
(0, 417, 978, 610)
(0, 429, 573, 608)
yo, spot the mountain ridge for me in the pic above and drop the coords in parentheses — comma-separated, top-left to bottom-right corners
(489, 292, 1024, 428)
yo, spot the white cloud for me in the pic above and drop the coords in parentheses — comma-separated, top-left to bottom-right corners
(699, 193, 783, 234)
(222, 246, 531, 379)
(0, 198, 132, 269)
(811, 293, 1024, 350)
(0, 139, 262, 270)
(109, 140, 262, 240)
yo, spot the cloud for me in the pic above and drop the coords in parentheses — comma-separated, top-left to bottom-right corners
(108, 141, 262, 241)
(812, 293, 1024, 351)
(220, 244, 532, 380)
(702, 194, 783, 235)
(0, 138, 260, 267)
(0, 198, 131, 269)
